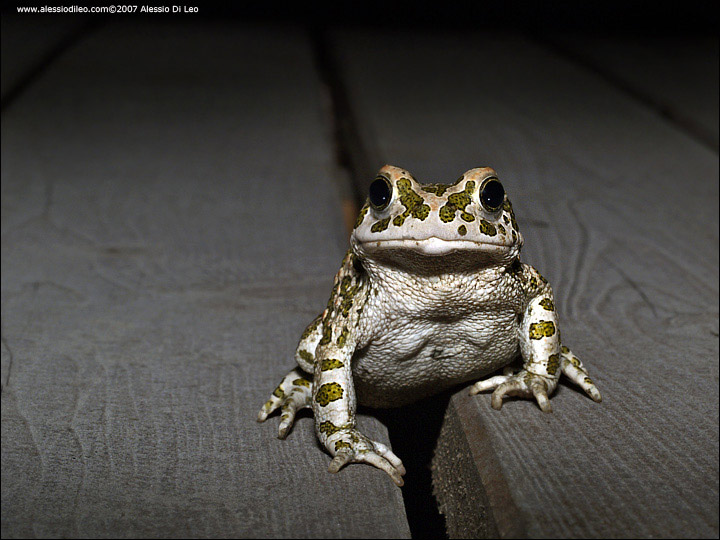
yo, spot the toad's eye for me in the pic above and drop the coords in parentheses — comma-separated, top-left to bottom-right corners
(369, 176, 392, 210)
(480, 177, 505, 212)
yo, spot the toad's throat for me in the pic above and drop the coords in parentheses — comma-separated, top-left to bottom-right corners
(360, 237, 508, 256)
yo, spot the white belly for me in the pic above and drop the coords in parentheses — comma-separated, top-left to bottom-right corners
(352, 309, 520, 407)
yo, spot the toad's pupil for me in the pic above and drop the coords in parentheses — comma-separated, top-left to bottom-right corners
(369, 178, 392, 209)
(481, 179, 505, 211)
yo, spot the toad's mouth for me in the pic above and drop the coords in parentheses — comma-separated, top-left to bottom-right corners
(359, 237, 509, 257)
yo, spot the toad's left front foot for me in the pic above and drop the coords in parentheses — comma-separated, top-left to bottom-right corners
(470, 369, 557, 412)
(470, 348, 602, 412)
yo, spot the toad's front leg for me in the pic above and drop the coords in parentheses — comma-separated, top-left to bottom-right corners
(471, 291, 601, 411)
(313, 339, 406, 486)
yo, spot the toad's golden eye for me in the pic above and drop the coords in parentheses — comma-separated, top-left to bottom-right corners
(369, 176, 392, 210)
(480, 177, 505, 212)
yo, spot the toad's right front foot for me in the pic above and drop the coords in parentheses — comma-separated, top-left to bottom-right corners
(323, 428, 406, 487)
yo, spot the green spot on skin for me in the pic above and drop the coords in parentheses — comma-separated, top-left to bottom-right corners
(539, 298, 555, 311)
(354, 203, 369, 229)
(439, 205, 456, 222)
(547, 354, 560, 375)
(422, 183, 449, 196)
(321, 358, 345, 371)
(335, 440, 351, 451)
(529, 320, 556, 339)
(371, 218, 390, 232)
(498, 224, 506, 235)
(458, 225, 467, 236)
(319, 324, 332, 345)
(315, 382, 344, 406)
(479, 219, 497, 236)
(504, 198, 519, 231)
(293, 378, 311, 387)
(440, 181, 475, 223)
(447, 191, 470, 209)
(561, 345, 570, 354)
(325, 288, 336, 313)
(319, 421, 341, 436)
(396, 178, 431, 222)
(273, 386, 285, 399)
(301, 316, 321, 340)
(336, 327, 350, 347)
(414, 204, 430, 220)
(298, 350, 315, 363)
(338, 276, 359, 318)
(393, 215, 406, 227)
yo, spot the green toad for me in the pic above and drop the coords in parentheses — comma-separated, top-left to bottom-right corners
(258, 165, 602, 486)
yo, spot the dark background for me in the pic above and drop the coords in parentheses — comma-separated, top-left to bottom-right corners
(1, 0, 718, 33)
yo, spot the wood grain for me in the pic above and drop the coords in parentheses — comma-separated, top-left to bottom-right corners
(545, 35, 719, 151)
(0, 22, 410, 538)
(332, 29, 719, 538)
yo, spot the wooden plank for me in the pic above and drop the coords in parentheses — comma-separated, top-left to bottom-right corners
(331, 29, 718, 538)
(0, 22, 410, 538)
(546, 35, 719, 151)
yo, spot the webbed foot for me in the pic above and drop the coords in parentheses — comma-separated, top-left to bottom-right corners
(470, 369, 557, 412)
(325, 428, 406, 487)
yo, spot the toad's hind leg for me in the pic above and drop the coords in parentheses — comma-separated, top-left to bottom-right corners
(257, 368, 313, 439)
(559, 346, 602, 403)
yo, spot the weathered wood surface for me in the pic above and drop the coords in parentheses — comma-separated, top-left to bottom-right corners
(332, 30, 719, 538)
(0, 22, 411, 538)
(547, 35, 719, 150)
